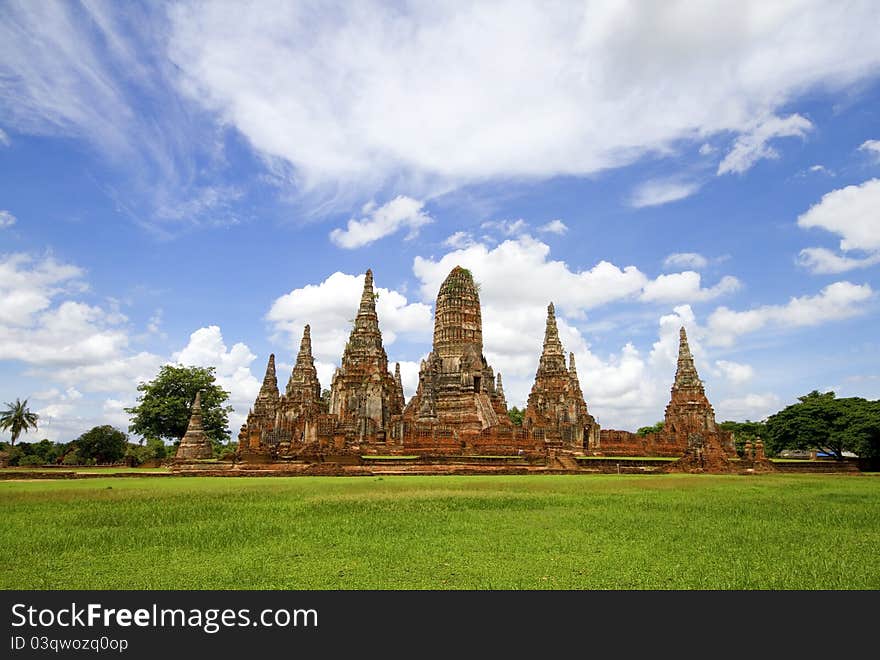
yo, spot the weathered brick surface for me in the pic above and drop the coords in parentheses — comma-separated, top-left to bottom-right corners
(402, 266, 510, 433)
(523, 303, 599, 449)
(175, 391, 214, 460)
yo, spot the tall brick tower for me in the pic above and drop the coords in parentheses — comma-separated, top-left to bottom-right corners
(328, 270, 402, 442)
(663, 327, 718, 438)
(277, 324, 326, 445)
(403, 266, 509, 432)
(524, 303, 598, 447)
(662, 326, 736, 471)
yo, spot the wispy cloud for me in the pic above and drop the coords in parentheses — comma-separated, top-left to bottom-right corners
(538, 219, 568, 235)
(859, 139, 880, 160)
(165, 1, 880, 200)
(663, 252, 708, 270)
(329, 196, 432, 249)
(630, 179, 701, 208)
(0, 1, 239, 234)
(0, 210, 16, 228)
(717, 114, 812, 175)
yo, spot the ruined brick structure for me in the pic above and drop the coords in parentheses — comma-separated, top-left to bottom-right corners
(237, 270, 402, 457)
(329, 269, 403, 443)
(523, 303, 599, 448)
(660, 327, 736, 471)
(175, 391, 214, 460)
(232, 267, 741, 469)
(738, 437, 778, 472)
(401, 266, 510, 437)
(591, 326, 734, 459)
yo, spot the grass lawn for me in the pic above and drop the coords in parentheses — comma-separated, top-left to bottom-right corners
(1, 474, 878, 589)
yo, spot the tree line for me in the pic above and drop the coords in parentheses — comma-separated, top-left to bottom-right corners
(0, 365, 236, 466)
(636, 391, 880, 460)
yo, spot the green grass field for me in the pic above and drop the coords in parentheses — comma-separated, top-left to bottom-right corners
(2, 474, 878, 589)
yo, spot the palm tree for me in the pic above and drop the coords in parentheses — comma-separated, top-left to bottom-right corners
(0, 398, 39, 446)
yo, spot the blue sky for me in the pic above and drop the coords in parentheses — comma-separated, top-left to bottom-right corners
(2, 1, 879, 442)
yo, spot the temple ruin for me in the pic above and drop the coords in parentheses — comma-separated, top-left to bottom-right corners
(223, 265, 744, 471)
(175, 391, 214, 460)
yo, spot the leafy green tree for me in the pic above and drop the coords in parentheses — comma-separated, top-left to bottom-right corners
(636, 421, 664, 436)
(74, 425, 128, 464)
(125, 365, 233, 445)
(0, 398, 39, 446)
(765, 391, 880, 459)
(507, 406, 524, 426)
(719, 420, 768, 456)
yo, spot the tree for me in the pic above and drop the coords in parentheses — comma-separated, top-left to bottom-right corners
(74, 425, 128, 464)
(636, 421, 664, 436)
(0, 398, 39, 446)
(764, 391, 880, 459)
(507, 406, 524, 426)
(125, 365, 233, 445)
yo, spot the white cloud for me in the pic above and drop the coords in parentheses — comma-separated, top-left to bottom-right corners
(49, 352, 164, 393)
(858, 139, 880, 158)
(698, 143, 715, 156)
(808, 164, 833, 175)
(266, 271, 433, 367)
(172, 325, 261, 432)
(707, 281, 873, 346)
(443, 231, 476, 249)
(663, 252, 708, 270)
(480, 219, 529, 236)
(165, 1, 880, 200)
(0, 253, 139, 370)
(147, 308, 164, 336)
(797, 178, 880, 252)
(0, 2, 243, 233)
(0, 210, 16, 228)
(797, 247, 880, 274)
(413, 236, 648, 313)
(717, 114, 812, 175)
(715, 360, 754, 385)
(0, 253, 86, 326)
(629, 178, 700, 208)
(0, 127, 9, 146)
(329, 196, 432, 248)
(641, 272, 740, 304)
(716, 393, 781, 421)
(797, 179, 880, 273)
(537, 219, 568, 235)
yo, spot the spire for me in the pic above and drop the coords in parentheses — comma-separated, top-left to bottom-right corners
(254, 353, 279, 414)
(673, 326, 702, 390)
(568, 351, 588, 408)
(538, 302, 567, 373)
(300, 324, 312, 357)
(261, 353, 278, 394)
(341, 269, 386, 364)
(287, 325, 321, 400)
(358, 269, 377, 317)
(175, 390, 213, 459)
(394, 362, 405, 408)
(188, 390, 203, 430)
(495, 372, 508, 409)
